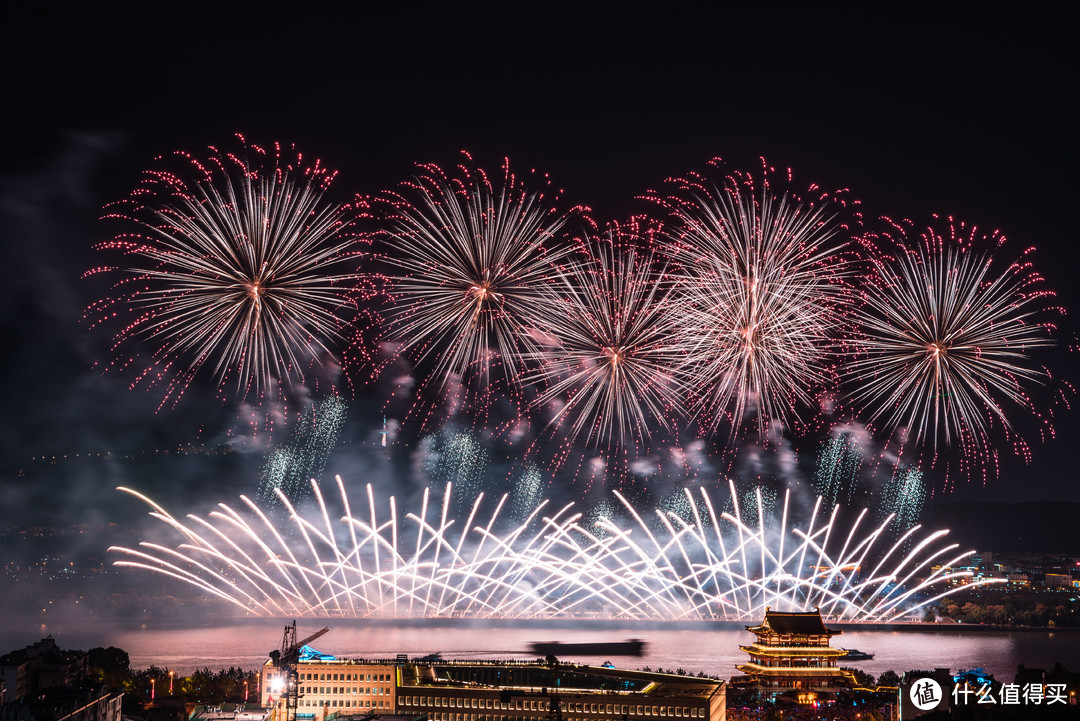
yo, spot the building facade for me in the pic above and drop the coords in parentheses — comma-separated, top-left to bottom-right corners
(260, 653, 396, 719)
(398, 661, 724, 721)
(263, 652, 726, 721)
(0, 638, 94, 708)
(735, 608, 855, 696)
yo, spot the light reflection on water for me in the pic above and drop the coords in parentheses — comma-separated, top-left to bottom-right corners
(6, 619, 1079, 681)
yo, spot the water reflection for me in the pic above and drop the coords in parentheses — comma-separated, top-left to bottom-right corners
(5, 620, 1078, 681)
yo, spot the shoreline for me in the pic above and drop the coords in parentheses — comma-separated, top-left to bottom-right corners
(11, 615, 1075, 634)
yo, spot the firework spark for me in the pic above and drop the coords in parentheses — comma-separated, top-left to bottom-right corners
(111, 478, 996, 621)
(652, 160, 858, 440)
(259, 396, 347, 504)
(848, 216, 1058, 457)
(85, 136, 362, 404)
(376, 153, 583, 388)
(813, 432, 864, 508)
(527, 219, 682, 447)
(882, 466, 925, 531)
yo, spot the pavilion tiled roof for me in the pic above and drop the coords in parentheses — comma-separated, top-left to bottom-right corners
(748, 608, 839, 636)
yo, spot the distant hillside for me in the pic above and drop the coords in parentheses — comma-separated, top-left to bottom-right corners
(922, 500, 1080, 553)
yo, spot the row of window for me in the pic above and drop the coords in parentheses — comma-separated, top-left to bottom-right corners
(423, 716, 550, 721)
(751, 659, 832, 668)
(301, 671, 391, 682)
(299, 685, 390, 695)
(421, 716, 699, 721)
(301, 698, 389, 709)
(399, 696, 705, 717)
(758, 639, 829, 647)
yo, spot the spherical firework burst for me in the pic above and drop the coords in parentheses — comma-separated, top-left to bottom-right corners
(652, 159, 859, 441)
(377, 153, 583, 388)
(847, 215, 1058, 457)
(86, 136, 362, 405)
(527, 218, 682, 447)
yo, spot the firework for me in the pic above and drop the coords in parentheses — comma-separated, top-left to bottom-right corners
(651, 159, 858, 440)
(376, 153, 583, 388)
(511, 464, 545, 521)
(259, 396, 347, 504)
(813, 432, 864, 507)
(85, 136, 362, 404)
(847, 216, 1058, 457)
(526, 219, 682, 447)
(882, 466, 925, 531)
(426, 429, 489, 500)
(111, 478, 996, 621)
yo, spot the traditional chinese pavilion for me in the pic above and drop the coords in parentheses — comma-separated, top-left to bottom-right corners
(736, 608, 856, 695)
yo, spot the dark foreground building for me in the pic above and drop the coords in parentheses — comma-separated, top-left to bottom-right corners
(262, 652, 726, 720)
(398, 660, 725, 720)
(0, 638, 120, 721)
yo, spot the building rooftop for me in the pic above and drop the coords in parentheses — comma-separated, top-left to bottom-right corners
(399, 661, 723, 699)
(747, 608, 839, 636)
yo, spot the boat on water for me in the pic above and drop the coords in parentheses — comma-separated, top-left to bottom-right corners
(528, 639, 646, 657)
(840, 648, 875, 661)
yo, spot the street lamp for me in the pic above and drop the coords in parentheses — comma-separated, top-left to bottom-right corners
(169, 670, 174, 694)
(151, 678, 155, 701)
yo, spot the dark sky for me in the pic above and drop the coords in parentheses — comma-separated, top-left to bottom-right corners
(1, 5, 1077, 520)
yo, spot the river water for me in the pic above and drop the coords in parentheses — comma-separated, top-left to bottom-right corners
(4, 618, 1078, 683)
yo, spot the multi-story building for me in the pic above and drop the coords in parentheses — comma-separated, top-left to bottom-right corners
(397, 660, 725, 720)
(0, 686, 121, 721)
(260, 649, 396, 719)
(735, 608, 855, 698)
(262, 651, 726, 721)
(1043, 573, 1075, 589)
(0, 638, 88, 704)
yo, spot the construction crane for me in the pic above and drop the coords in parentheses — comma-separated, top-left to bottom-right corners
(267, 621, 329, 721)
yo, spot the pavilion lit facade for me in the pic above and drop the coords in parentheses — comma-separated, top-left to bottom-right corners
(735, 608, 856, 700)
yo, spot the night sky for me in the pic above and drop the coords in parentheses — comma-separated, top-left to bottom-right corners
(1, 4, 1077, 537)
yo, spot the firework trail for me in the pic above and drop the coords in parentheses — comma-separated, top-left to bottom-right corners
(376, 153, 585, 390)
(650, 159, 860, 442)
(111, 478, 997, 621)
(426, 429, 489, 501)
(511, 464, 545, 521)
(813, 432, 864, 507)
(259, 396, 347, 504)
(526, 218, 682, 448)
(85, 135, 363, 406)
(882, 467, 925, 532)
(848, 216, 1059, 468)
